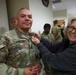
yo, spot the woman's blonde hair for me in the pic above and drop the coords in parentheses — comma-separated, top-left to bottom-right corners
(63, 18, 76, 38)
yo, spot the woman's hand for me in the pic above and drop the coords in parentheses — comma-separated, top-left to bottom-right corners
(31, 36, 40, 45)
(33, 32, 41, 40)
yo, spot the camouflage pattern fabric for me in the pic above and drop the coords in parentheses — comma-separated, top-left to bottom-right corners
(41, 33, 54, 75)
(51, 26, 63, 42)
(41, 32, 55, 42)
(0, 29, 41, 75)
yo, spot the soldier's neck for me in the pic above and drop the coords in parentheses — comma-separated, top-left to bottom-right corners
(18, 28, 29, 34)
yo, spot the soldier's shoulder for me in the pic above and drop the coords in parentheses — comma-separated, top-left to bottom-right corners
(2, 29, 16, 37)
(5, 29, 15, 35)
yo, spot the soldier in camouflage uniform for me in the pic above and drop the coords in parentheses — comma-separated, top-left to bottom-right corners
(0, 40, 8, 75)
(41, 23, 55, 42)
(41, 23, 55, 75)
(51, 20, 63, 42)
(0, 8, 43, 75)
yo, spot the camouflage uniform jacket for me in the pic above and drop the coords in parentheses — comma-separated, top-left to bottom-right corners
(0, 29, 41, 75)
(41, 32, 55, 75)
(41, 32, 55, 42)
(51, 26, 63, 42)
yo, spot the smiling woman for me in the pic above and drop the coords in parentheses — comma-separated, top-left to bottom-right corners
(42, 0, 49, 7)
(31, 18, 76, 75)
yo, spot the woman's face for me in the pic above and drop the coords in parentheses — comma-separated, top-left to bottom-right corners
(67, 21, 76, 44)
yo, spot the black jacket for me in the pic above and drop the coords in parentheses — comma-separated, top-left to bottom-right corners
(37, 37, 76, 75)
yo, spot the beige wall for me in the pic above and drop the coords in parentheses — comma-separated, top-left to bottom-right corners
(0, 0, 9, 36)
(6, 0, 29, 29)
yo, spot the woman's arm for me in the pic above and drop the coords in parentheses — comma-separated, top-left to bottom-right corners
(36, 42, 76, 71)
(40, 37, 63, 53)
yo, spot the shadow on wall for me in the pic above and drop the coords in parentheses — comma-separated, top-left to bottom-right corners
(0, 27, 7, 37)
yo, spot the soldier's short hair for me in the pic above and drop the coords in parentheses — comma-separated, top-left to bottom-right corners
(44, 23, 51, 30)
(16, 7, 29, 16)
(53, 20, 58, 25)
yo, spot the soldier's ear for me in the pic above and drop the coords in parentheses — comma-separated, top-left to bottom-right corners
(10, 17, 18, 28)
(14, 17, 17, 23)
(15, 18, 18, 27)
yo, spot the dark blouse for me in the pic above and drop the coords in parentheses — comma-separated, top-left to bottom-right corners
(36, 37, 76, 75)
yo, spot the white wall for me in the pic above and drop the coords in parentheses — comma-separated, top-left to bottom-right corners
(53, 9, 68, 26)
(29, 0, 53, 33)
(0, 0, 9, 36)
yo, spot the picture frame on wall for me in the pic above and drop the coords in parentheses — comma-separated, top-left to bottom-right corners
(42, 0, 49, 7)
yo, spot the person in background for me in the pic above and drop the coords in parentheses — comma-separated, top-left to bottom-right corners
(41, 23, 55, 42)
(51, 20, 63, 42)
(31, 18, 76, 75)
(0, 7, 44, 75)
(41, 23, 55, 75)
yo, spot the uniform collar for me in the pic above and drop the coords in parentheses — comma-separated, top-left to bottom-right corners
(15, 28, 30, 40)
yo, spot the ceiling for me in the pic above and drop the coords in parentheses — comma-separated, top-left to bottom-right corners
(52, 0, 76, 16)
